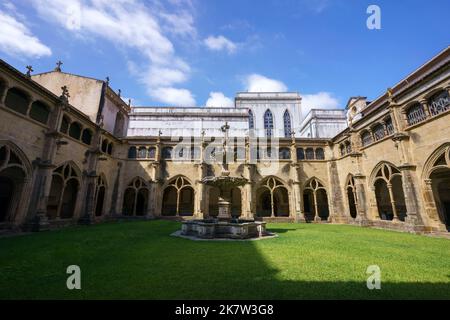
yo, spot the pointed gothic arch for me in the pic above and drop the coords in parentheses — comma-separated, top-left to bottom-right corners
(122, 177, 150, 216)
(0, 141, 31, 223)
(283, 109, 292, 138)
(162, 176, 194, 216)
(345, 174, 358, 219)
(256, 177, 290, 217)
(303, 177, 329, 222)
(263, 109, 274, 137)
(94, 174, 108, 217)
(422, 143, 450, 230)
(370, 162, 407, 221)
(47, 162, 81, 220)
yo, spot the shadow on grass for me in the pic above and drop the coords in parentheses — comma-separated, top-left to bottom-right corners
(0, 220, 449, 300)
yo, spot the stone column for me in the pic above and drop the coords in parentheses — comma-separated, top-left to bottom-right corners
(26, 98, 67, 231)
(420, 99, 431, 118)
(327, 160, 346, 223)
(423, 179, 446, 231)
(399, 165, 425, 230)
(0, 86, 7, 104)
(368, 186, 381, 221)
(79, 128, 103, 225)
(243, 163, 255, 219)
(353, 174, 368, 224)
(109, 162, 123, 217)
(195, 163, 206, 218)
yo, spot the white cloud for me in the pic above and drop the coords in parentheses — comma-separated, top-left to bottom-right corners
(30, 0, 196, 105)
(0, 11, 52, 58)
(204, 35, 237, 54)
(205, 92, 234, 108)
(301, 92, 340, 116)
(151, 87, 195, 106)
(243, 74, 288, 92)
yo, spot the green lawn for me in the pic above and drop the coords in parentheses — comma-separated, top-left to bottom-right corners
(0, 220, 449, 299)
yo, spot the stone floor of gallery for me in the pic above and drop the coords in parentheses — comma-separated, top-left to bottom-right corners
(0, 220, 449, 299)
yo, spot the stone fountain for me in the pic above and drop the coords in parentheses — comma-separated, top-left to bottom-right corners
(177, 123, 272, 240)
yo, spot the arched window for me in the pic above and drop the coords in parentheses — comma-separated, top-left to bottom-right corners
(95, 175, 107, 217)
(283, 110, 292, 138)
(305, 148, 314, 160)
(107, 143, 113, 155)
(279, 148, 291, 160)
(81, 129, 93, 145)
(385, 117, 394, 135)
(248, 110, 255, 129)
(147, 147, 156, 159)
(297, 148, 305, 160)
(162, 176, 194, 216)
(361, 130, 372, 147)
(122, 178, 149, 216)
(372, 123, 385, 141)
(101, 139, 108, 153)
(5, 88, 29, 115)
(68, 122, 82, 140)
(47, 163, 80, 220)
(29, 101, 50, 124)
(162, 147, 173, 160)
(345, 141, 352, 154)
(264, 109, 274, 137)
(406, 103, 427, 126)
(373, 163, 407, 221)
(303, 178, 329, 222)
(128, 146, 137, 159)
(256, 177, 290, 217)
(315, 148, 325, 160)
(340, 144, 346, 156)
(60, 116, 70, 134)
(428, 90, 449, 116)
(138, 147, 147, 159)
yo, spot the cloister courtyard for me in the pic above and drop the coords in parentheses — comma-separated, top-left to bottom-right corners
(0, 220, 449, 300)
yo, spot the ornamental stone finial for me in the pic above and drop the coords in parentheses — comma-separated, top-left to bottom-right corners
(60, 85, 70, 102)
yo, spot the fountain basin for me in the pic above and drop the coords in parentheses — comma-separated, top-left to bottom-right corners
(181, 219, 270, 240)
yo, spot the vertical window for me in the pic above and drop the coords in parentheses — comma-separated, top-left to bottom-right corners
(315, 148, 325, 160)
(69, 122, 82, 140)
(81, 129, 93, 145)
(305, 148, 314, 160)
(297, 148, 305, 160)
(385, 117, 394, 135)
(5, 88, 29, 115)
(128, 147, 137, 159)
(361, 131, 372, 147)
(406, 103, 427, 126)
(29, 101, 50, 124)
(264, 109, 274, 137)
(60, 116, 70, 134)
(428, 90, 449, 116)
(248, 110, 255, 129)
(283, 110, 292, 138)
(372, 124, 385, 141)
(138, 147, 147, 159)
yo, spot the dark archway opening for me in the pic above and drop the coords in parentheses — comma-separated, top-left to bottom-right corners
(347, 187, 357, 219)
(431, 169, 450, 230)
(375, 180, 393, 221)
(0, 176, 14, 222)
(95, 186, 106, 217)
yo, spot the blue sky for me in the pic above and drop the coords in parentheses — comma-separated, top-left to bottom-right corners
(0, 0, 449, 113)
